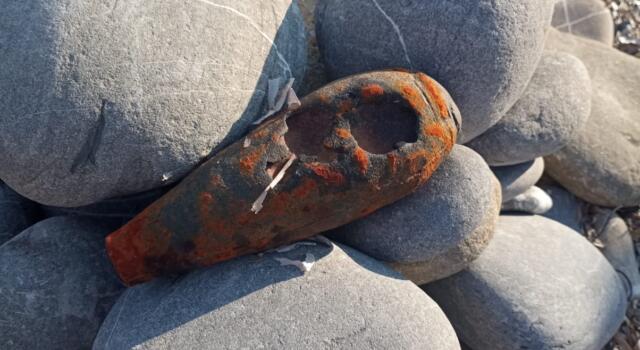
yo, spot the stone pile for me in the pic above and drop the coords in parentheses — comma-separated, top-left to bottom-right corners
(0, 0, 637, 349)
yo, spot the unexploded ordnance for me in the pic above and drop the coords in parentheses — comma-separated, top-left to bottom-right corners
(105, 70, 461, 286)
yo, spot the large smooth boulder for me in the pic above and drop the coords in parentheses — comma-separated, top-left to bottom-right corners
(544, 28, 640, 207)
(0, 217, 125, 350)
(552, 0, 615, 45)
(0, 0, 307, 207)
(424, 215, 627, 350)
(492, 158, 545, 202)
(0, 182, 41, 245)
(93, 242, 460, 350)
(467, 51, 591, 166)
(316, 0, 554, 143)
(330, 145, 500, 285)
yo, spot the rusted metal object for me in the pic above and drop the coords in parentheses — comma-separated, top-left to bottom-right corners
(106, 70, 461, 286)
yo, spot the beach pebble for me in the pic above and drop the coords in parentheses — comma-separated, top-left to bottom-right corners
(425, 215, 627, 350)
(492, 158, 545, 203)
(0, 217, 124, 350)
(0, 0, 307, 207)
(330, 145, 500, 284)
(0, 182, 41, 245)
(467, 52, 591, 166)
(545, 28, 640, 207)
(501, 186, 554, 215)
(93, 242, 460, 350)
(552, 0, 615, 45)
(316, 0, 553, 142)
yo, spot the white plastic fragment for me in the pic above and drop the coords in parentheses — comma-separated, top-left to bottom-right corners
(252, 78, 297, 125)
(251, 154, 297, 214)
(243, 137, 251, 148)
(275, 253, 316, 273)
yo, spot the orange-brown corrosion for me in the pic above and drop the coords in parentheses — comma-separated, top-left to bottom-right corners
(239, 145, 266, 174)
(401, 84, 427, 111)
(335, 128, 351, 139)
(360, 83, 385, 102)
(353, 147, 370, 175)
(306, 163, 346, 186)
(417, 73, 449, 118)
(105, 70, 459, 286)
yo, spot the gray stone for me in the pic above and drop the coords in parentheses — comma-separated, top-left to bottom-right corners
(0, 182, 41, 245)
(329, 145, 500, 284)
(315, 0, 553, 143)
(492, 158, 545, 202)
(0, 217, 125, 350)
(593, 208, 640, 299)
(467, 52, 592, 166)
(544, 28, 640, 207)
(501, 186, 554, 215)
(93, 241, 460, 350)
(43, 187, 166, 228)
(540, 184, 585, 233)
(297, 0, 328, 95)
(552, 0, 615, 45)
(0, 0, 307, 207)
(424, 215, 627, 350)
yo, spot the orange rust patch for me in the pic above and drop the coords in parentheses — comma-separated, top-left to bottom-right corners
(401, 84, 427, 111)
(353, 148, 370, 175)
(239, 145, 266, 174)
(335, 128, 351, 139)
(424, 123, 453, 150)
(417, 73, 449, 118)
(387, 153, 399, 175)
(361, 83, 385, 102)
(306, 163, 346, 186)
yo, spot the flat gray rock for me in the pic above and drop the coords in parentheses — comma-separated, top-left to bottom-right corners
(541, 184, 585, 233)
(492, 158, 545, 202)
(0, 182, 41, 245)
(93, 242, 460, 350)
(544, 28, 640, 207)
(0, 0, 307, 207)
(0, 217, 124, 350)
(552, 0, 615, 45)
(467, 51, 591, 166)
(316, 0, 553, 142)
(424, 215, 627, 350)
(329, 145, 500, 284)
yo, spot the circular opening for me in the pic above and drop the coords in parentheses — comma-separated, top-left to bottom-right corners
(349, 102, 418, 154)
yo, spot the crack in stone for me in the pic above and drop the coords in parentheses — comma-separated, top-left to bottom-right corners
(555, 9, 611, 30)
(369, 0, 413, 69)
(194, 0, 293, 78)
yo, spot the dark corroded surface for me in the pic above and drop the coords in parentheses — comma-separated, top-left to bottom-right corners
(105, 70, 460, 286)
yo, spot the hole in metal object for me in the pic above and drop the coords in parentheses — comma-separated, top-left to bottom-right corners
(349, 103, 418, 154)
(284, 108, 336, 163)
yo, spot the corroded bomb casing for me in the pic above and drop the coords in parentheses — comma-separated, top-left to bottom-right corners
(106, 70, 461, 285)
